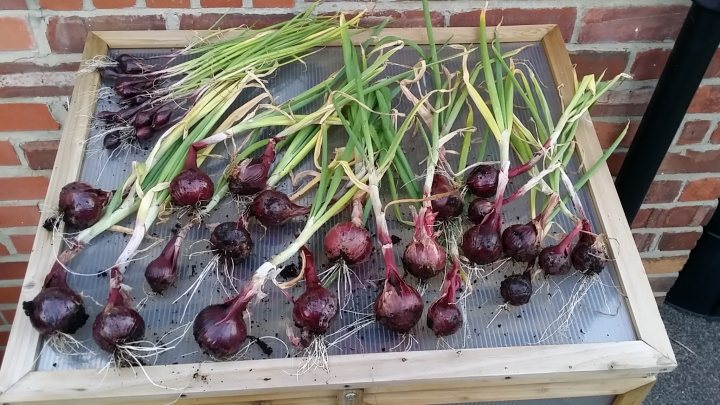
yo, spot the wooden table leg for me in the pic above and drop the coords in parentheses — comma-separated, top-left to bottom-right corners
(612, 377, 657, 405)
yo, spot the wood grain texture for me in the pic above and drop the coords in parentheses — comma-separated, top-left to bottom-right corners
(0, 32, 108, 395)
(541, 27, 676, 366)
(0, 341, 669, 404)
(94, 25, 555, 49)
(612, 378, 656, 405)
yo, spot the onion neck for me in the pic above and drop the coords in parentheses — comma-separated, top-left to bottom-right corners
(556, 220, 584, 254)
(441, 258, 461, 304)
(299, 246, 321, 287)
(183, 143, 201, 171)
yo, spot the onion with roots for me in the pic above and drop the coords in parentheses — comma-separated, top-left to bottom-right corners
(375, 247, 424, 334)
(229, 139, 276, 196)
(501, 196, 558, 264)
(323, 198, 372, 265)
(500, 271, 533, 306)
(466, 165, 499, 198)
(170, 143, 214, 207)
(571, 220, 608, 275)
(292, 247, 338, 347)
(193, 286, 255, 359)
(210, 220, 253, 261)
(461, 219, 502, 265)
(468, 198, 493, 224)
(402, 208, 446, 280)
(539, 220, 582, 276)
(23, 250, 88, 336)
(430, 174, 463, 221)
(426, 259, 463, 337)
(59, 182, 111, 230)
(250, 190, 310, 227)
(93, 271, 145, 353)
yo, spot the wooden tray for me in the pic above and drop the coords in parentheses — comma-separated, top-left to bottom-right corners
(0, 25, 675, 405)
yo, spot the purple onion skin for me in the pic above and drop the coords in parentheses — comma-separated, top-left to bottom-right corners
(193, 288, 254, 359)
(292, 247, 338, 337)
(145, 235, 181, 294)
(500, 272, 532, 306)
(426, 260, 462, 337)
(374, 270, 424, 334)
(103, 131, 123, 150)
(92, 284, 145, 353)
(250, 190, 310, 227)
(170, 168, 214, 207)
(501, 223, 539, 263)
(324, 222, 372, 265)
(210, 221, 253, 261)
(468, 198, 493, 224)
(571, 242, 607, 275)
(402, 209, 446, 280)
(430, 174, 463, 221)
(193, 302, 247, 359)
(539, 247, 572, 276)
(135, 126, 153, 141)
(23, 262, 88, 335)
(461, 223, 502, 264)
(59, 182, 110, 230)
(466, 165, 499, 198)
(151, 108, 172, 129)
(229, 140, 276, 196)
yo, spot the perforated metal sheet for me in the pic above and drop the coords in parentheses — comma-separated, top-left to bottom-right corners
(36, 42, 635, 373)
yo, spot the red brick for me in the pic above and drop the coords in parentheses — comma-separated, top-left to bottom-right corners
(0, 0, 27, 9)
(0, 18, 33, 51)
(644, 256, 687, 274)
(0, 244, 8, 256)
(93, 0, 135, 8)
(0, 206, 40, 227)
(658, 231, 701, 251)
(40, 0, 83, 10)
(47, 15, 166, 53)
(200, 0, 243, 7)
(0, 286, 21, 305)
(591, 87, 653, 117)
(1, 310, 15, 325)
(359, 11, 444, 28)
(0, 62, 79, 75)
(606, 151, 625, 176)
(632, 208, 651, 229)
(630, 49, 670, 81)
(0, 86, 74, 98)
(0, 262, 28, 280)
(0, 142, 19, 166)
(644, 180, 683, 204)
(0, 177, 49, 200)
(450, 8, 577, 41)
(676, 120, 711, 146)
(21, 141, 59, 170)
(252, 0, 293, 7)
(645, 205, 714, 228)
(593, 120, 638, 148)
(688, 86, 720, 113)
(706, 51, 720, 78)
(632, 233, 654, 252)
(648, 274, 679, 293)
(679, 178, 720, 202)
(0, 331, 8, 346)
(711, 125, 720, 144)
(146, 0, 189, 7)
(10, 235, 34, 255)
(570, 51, 629, 79)
(179, 13, 291, 30)
(661, 150, 720, 175)
(579, 6, 687, 43)
(0, 104, 59, 132)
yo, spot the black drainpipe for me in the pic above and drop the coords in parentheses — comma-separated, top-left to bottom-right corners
(614, 0, 720, 314)
(614, 0, 720, 222)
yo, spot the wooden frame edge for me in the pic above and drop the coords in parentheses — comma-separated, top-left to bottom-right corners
(93, 25, 556, 49)
(0, 33, 109, 395)
(612, 378, 656, 405)
(0, 341, 667, 403)
(540, 27, 677, 367)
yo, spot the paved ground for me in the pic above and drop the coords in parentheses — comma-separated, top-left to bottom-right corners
(647, 304, 720, 405)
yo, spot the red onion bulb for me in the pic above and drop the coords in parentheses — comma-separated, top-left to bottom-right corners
(468, 198, 493, 224)
(59, 182, 110, 230)
(430, 174, 463, 221)
(500, 272, 532, 306)
(193, 287, 255, 359)
(374, 270, 423, 334)
(92, 281, 145, 353)
(571, 220, 608, 275)
(466, 165, 499, 197)
(501, 222, 540, 263)
(292, 247, 338, 344)
(229, 139, 276, 196)
(250, 190, 310, 227)
(426, 259, 463, 337)
(145, 233, 183, 293)
(210, 221, 253, 260)
(402, 208, 446, 279)
(461, 223, 502, 264)
(170, 145, 214, 207)
(324, 198, 372, 265)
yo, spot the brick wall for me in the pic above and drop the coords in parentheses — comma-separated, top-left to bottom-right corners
(0, 0, 712, 356)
